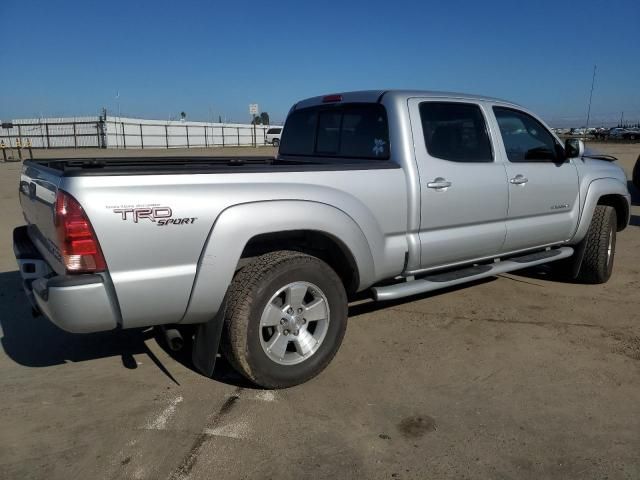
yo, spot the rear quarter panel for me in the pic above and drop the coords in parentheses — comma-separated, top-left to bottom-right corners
(62, 167, 408, 328)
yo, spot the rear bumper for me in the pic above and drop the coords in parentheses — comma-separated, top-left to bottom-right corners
(13, 226, 120, 333)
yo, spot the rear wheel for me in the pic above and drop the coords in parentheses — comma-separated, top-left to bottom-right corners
(575, 205, 617, 284)
(221, 251, 348, 388)
(272, 138, 280, 147)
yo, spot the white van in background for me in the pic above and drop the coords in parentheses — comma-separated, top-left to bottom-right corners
(265, 127, 283, 146)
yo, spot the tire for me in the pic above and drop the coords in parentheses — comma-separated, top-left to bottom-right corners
(632, 155, 640, 190)
(575, 205, 617, 284)
(272, 138, 280, 147)
(221, 251, 348, 388)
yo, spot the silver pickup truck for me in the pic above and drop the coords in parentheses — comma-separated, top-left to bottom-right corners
(14, 90, 631, 388)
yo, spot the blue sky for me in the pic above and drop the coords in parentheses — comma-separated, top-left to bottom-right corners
(1, 0, 639, 126)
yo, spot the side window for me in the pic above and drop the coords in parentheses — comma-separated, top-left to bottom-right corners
(493, 107, 558, 162)
(419, 102, 493, 162)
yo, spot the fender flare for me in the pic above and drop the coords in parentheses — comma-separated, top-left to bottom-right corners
(571, 178, 630, 244)
(181, 200, 375, 326)
(562, 178, 630, 279)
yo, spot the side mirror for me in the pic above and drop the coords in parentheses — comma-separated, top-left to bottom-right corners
(565, 138, 585, 158)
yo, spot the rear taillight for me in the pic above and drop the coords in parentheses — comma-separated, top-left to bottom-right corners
(54, 191, 106, 273)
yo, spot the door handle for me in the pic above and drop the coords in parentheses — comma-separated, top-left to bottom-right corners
(427, 177, 452, 190)
(509, 174, 528, 185)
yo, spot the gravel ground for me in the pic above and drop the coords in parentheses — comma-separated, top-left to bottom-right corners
(0, 144, 638, 480)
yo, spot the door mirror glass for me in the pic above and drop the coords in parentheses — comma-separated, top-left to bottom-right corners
(565, 138, 585, 158)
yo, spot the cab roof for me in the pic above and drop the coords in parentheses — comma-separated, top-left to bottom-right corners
(293, 89, 521, 110)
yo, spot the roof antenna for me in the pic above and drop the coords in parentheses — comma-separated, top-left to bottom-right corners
(585, 65, 596, 131)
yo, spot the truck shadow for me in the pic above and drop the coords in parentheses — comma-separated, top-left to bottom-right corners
(0, 270, 180, 384)
(152, 331, 257, 389)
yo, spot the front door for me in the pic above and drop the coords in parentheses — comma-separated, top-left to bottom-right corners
(490, 106, 580, 252)
(408, 99, 509, 269)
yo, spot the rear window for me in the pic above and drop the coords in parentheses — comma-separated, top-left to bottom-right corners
(279, 103, 390, 160)
(266, 128, 282, 134)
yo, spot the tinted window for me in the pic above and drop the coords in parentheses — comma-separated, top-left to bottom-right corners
(279, 109, 317, 155)
(493, 107, 558, 162)
(279, 104, 390, 160)
(316, 111, 341, 153)
(419, 102, 493, 162)
(266, 128, 281, 134)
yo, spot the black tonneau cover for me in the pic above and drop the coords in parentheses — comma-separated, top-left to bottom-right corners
(25, 156, 399, 177)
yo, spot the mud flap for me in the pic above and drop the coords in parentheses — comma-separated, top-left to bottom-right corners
(568, 236, 589, 279)
(192, 306, 226, 377)
(553, 235, 588, 280)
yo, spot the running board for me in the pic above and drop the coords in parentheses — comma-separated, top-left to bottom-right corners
(372, 247, 574, 301)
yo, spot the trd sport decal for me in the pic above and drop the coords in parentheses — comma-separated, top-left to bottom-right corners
(108, 205, 197, 226)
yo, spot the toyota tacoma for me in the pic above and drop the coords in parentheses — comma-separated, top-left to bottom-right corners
(14, 90, 631, 388)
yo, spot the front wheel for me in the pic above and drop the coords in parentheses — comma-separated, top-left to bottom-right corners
(575, 205, 617, 284)
(221, 251, 348, 388)
(272, 138, 280, 147)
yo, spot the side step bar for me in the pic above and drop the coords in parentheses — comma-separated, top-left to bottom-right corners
(372, 247, 574, 301)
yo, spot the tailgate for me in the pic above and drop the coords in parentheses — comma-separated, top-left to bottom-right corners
(18, 162, 65, 274)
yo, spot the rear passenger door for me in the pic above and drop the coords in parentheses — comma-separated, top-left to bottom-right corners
(408, 99, 509, 269)
(490, 106, 580, 252)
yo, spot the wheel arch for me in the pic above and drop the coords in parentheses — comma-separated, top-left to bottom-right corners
(240, 230, 360, 294)
(597, 194, 630, 231)
(572, 178, 631, 244)
(180, 200, 375, 325)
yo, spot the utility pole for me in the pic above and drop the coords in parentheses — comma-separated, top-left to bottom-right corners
(585, 65, 596, 130)
(249, 104, 259, 147)
(115, 91, 121, 148)
(252, 114, 257, 147)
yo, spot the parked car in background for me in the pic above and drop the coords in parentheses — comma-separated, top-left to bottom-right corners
(623, 128, 640, 141)
(265, 127, 283, 146)
(592, 127, 609, 140)
(608, 128, 630, 140)
(633, 154, 640, 189)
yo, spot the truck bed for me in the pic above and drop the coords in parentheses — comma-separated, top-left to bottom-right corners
(26, 156, 399, 176)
